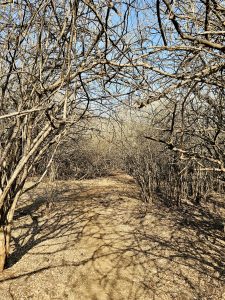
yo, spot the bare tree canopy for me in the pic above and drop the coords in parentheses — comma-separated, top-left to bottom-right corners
(0, 0, 143, 270)
(130, 0, 225, 174)
(0, 0, 224, 271)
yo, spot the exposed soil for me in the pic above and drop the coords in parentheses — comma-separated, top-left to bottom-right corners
(0, 173, 225, 300)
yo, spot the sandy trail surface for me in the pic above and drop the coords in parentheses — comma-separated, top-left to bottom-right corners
(0, 173, 224, 299)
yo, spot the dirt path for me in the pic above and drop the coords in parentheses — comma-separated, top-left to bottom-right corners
(0, 173, 224, 300)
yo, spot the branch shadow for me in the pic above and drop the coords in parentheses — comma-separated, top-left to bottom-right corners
(1, 177, 225, 299)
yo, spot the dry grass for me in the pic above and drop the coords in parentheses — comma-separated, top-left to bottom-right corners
(0, 173, 224, 300)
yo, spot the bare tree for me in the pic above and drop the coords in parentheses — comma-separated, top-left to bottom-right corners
(129, 0, 225, 175)
(0, 0, 141, 270)
(1, 0, 224, 271)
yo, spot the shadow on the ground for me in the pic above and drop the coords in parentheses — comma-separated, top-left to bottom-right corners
(2, 176, 225, 299)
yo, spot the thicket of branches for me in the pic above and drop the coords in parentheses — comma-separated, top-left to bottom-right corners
(46, 108, 223, 206)
(37, 128, 119, 180)
(122, 128, 224, 205)
(134, 0, 225, 175)
(0, 0, 224, 271)
(0, 0, 142, 270)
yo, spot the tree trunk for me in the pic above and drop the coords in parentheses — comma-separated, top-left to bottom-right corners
(0, 227, 7, 272)
(0, 223, 12, 271)
(0, 190, 23, 271)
